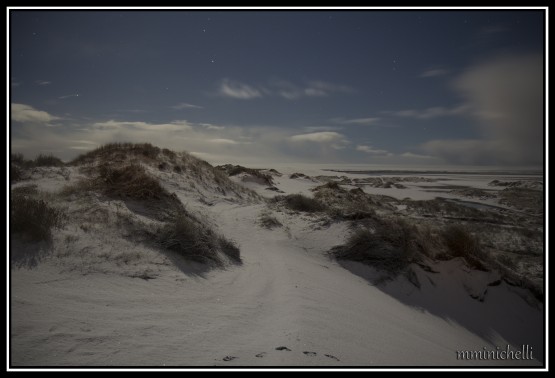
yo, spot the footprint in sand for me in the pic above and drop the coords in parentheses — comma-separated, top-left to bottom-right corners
(303, 351, 317, 356)
(275, 346, 291, 351)
(222, 356, 237, 361)
(325, 354, 340, 361)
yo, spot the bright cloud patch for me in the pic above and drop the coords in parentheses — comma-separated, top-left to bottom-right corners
(11, 103, 59, 124)
(290, 131, 346, 144)
(209, 138, 239, 145)
(92, 120, 193, 132)
(219, 79, 262, 99)
(387, 104, 470, 119)
(219, 79, 353, 100)
(337, 117, 381, 125)
(356, 145, 391, 156)
(171, 102, 203, 110)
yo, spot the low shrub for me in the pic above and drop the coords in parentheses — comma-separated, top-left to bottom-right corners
(11, 153, 35, 169)
(97, 163, 167, 200)
(217, 164, 274, 186)
(322, 181, 340, 190)
(11, 165, 23, 182)
(11, 152, 64, 169)
(283, 194, 325, 213)
(217, 236, 241, 262)
(442, 224, 487, 268)
(70, 143, 160, 165)
(259, 210, 282, 229)
(158, 214, 240, 265)
(11, 194, 65, 241)
(34, 154, 64, 167)
(12, 184, 39, 196)
(497, 254, 517, 270)
(331, 217, 421, 273)
(11, 153, 25, 165)
(162, 148, 177, 160)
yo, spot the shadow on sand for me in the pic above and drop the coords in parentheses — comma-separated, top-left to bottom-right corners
(10, 237, 53, 269)
(338, 258, 544, 365)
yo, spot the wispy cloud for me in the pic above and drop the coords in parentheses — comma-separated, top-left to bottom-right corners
(117, 109, 148, 114)
(218, 79, 353, 100)
(400, 152, 434, 160)
(218, 79, 262, 99)
(69, 140, 99, 150)
(209, 138, 240, 145)
(334, 117, 381, 126)
(290, 131, 349, 150)
(59, 94, 80, 100)
(92, 120, 193, 132)
(273, 80, 353, 99)
(271, 80, 304, 100)
(36, 80, 52, 86)
(356, 145, 392, 156)
(171, 102, 203, 110)
(11, 103, 60, 124)
(420, 68, 449, 78)
(385, 104, 470, 119)
(200, 123, 225, 130)
(303, 80, 353, 97)
(303, 126, 343, 132)
(290, 131, 345, 143)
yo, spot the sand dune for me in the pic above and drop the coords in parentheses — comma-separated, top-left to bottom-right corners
(9, 145, 544, 368)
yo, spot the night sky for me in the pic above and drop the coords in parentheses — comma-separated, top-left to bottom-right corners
(9, 8, 545, 168)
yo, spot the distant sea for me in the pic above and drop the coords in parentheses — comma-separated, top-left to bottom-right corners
(255, 163, 543, 177)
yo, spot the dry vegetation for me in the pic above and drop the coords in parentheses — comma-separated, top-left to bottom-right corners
(70, 142, 161, 166)
(157, 213, 241, 265)
(499, 187, 543, 214)
(96, 163, 171, 201)
(216, 164, 275, 186)
(331, 218, 421, 273)
(332, 217, 489, 274)
(259, 210, 283, 229)
(312, 182, 378, 219)
(10, 153, 66, 182)
(271, 193, 326, 213)
(313, 178, 541, 298)
(10, 164, 23, 182)
(11, 191, 65, 242)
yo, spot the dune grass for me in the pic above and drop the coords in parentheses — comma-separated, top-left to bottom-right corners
(280, 194, 326, 213)
(11, 193, 65, 241)
(70, 142, 161, 165)
(158, 213, 241, 265)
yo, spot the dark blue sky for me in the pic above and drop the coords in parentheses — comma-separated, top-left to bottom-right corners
(10, 9, 545, 167)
